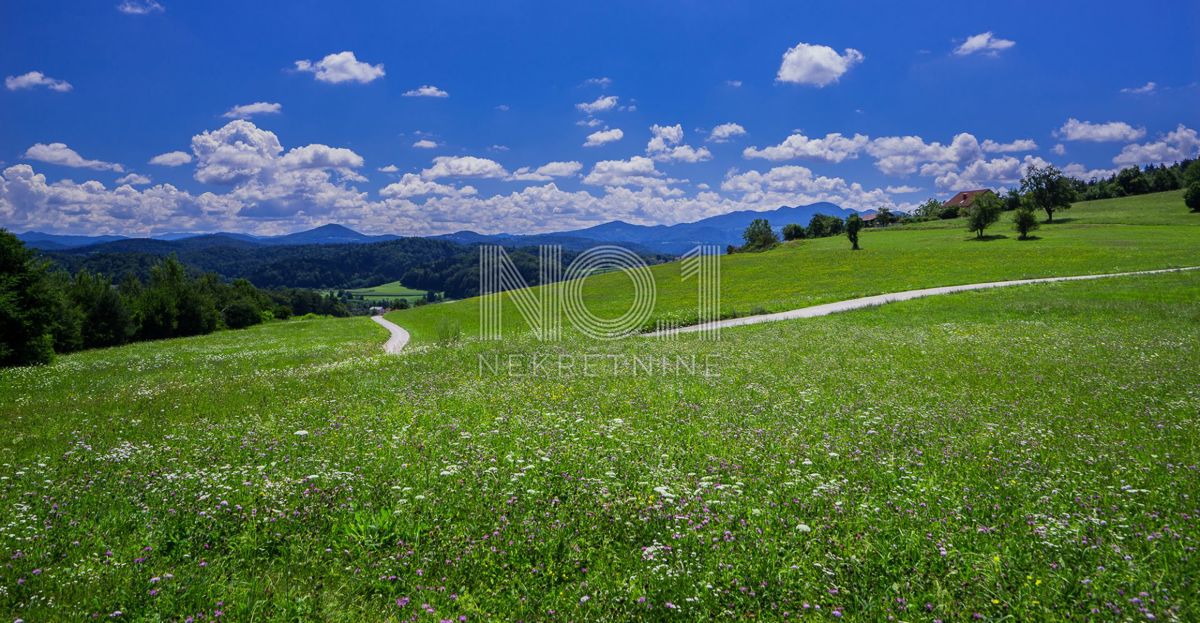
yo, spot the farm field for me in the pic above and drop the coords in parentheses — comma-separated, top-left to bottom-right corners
(3, 268, 1199, 621)
(337, 280, 430, 303)
(389, 190, 1200, 344)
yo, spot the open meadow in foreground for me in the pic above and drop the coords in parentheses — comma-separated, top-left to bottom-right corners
(3, 265, 1199, 620)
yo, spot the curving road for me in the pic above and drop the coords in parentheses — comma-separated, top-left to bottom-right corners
(371, 315, 411, 354)
(645, 266, 1200, 337)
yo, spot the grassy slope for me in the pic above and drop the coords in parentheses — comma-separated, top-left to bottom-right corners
(2, 271, 1199, 621)
(329, 280, 429, 302)
(389, 190, 1200, 344)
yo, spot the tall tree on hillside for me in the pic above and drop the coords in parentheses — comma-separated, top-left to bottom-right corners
(0, 230, 59, 366)
(1020, 165, 1076, 223)
(966, 192, 1003, 239)
(741, 218, 779, 251)
(781, 223, 805, 241)
(846, 213, 863, 250)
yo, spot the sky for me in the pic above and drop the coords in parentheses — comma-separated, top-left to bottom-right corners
(2, 0, 1198, 237)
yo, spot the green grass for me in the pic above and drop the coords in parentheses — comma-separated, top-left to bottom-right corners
(2, 268, 1199, 621)
(338, 280, 429, 303)
(389, 190, 1200, 345)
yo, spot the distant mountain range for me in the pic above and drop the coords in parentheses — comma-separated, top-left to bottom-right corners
(17, 202, 858, 256)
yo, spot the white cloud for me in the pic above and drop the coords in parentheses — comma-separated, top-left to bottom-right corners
(866, 133, 983, 175)
(495, 104, 510, 111)
(420, 156, 508, 180)
(116, 0, 163, 15)
(886, 185, 921, 194)
(1121, 82, 1157, 95)
(149, 151, 192, 167)
(929, 155, 1050, 190)
(981, 138, 1037, 153)
(23, 143, 123, 172)
(5, 71, 73, 92)
(1055, 118, 1146, 142)
(278, 144, 364, 170)
(583, 128, 624, 147)
(583, 77, 612, 88)
(191, 121, 284, 185)
(380, 173, 476, 199)
(377, 164, 399, 173)
(721, 165, 892, 211)
(576, 95, 619, 114)
(294, 51, 384, 84)
(403, 85, 449, 98)
(510, 161, 583, 181)
(412, 139, 439, 149)
(707, 123, 747, 143)
(1063, 163, 1119, 181)
(115, 173, 151, 186)
(646, 124, 712, 163)
(1112, 125, 1200, 166)
(743, 131, 868, 162)
(222, 102, 282, 119)
(1052, 144, 1066, 156)
(583, 156, 675, 192)
(953, 32, 1015, 56)
(776, 42, 864, 87)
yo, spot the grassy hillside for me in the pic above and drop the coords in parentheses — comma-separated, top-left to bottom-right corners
(389, 190, 1200, 344)
(2, 270, 1198, 620)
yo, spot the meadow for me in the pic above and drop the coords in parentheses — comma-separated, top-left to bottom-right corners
(390, 190, 1200, 344)
(2, 266, 1199, 620)
(331, 280, 430, 304)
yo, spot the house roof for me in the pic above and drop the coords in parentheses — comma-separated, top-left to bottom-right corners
(942, 189, 992, 208)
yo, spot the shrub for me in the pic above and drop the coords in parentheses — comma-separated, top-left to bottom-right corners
(1185, 183, 1200, 213)
(223, 299, 264, 329)
(781, 223, 805, 241)
(1013, 206, 1040, 240)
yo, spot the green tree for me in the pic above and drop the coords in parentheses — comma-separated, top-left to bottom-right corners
(965, 191, 1003, 239)
(1182, 160, 1200, 186)
(846, 213, 864, 250)
(1185, 183, 1200, 213)
(741, 218, 779, 251)
(1003, 189, 1022, 211)
(915, 198, 943, 219)
(806, 214, 845, 238)
(1020, 165, 1076, 223)
(1114, 167, 1150, 196)
(781, 223, 805, 241)
(0, 230, 59, 366)
(1013, 203, 1041, 240)
(875, 207, 896, 226)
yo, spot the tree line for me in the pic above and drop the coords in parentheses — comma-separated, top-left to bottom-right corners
(1, 229, 349, 367)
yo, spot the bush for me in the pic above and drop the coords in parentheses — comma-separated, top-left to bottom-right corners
(1013, 207, 1040, 240)
(781, 223, 805, 241)
(223, 299, 264, 329)
(1185, 183, 1200, 213)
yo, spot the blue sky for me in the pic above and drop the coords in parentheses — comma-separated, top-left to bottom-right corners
(2, 0, 1198, 236)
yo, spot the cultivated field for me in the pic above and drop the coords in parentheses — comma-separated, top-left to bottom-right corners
(338, 280, 430, 303)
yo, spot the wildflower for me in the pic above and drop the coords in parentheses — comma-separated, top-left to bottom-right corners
(294, 430, 309, 437)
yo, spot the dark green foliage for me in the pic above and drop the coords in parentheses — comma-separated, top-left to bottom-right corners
(1013, 205, 1041, 240)
(966, 192, 1003, 238)
(1185, 183, 1200, 213)
(1074, 159, 1191, 201)
(1115, 167, 1151, 196)
(0, 229, 59, 366)
(846, 214, 863, 250)
(1021, 165, 1076, 223)
(806, 214, 846, 238)
(1003, 189, 1022, 212)
(741, 218, 779, 252)
(781, 223, 806, 241)
(1184, 161, 1200, 186)
(914, 198, 945, 220)
(874, 207, 897, 226)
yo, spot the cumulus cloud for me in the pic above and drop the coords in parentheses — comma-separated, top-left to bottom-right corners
(865, 133, 983, 176)
(378, 164, 399, 173)
(583, 156, 677, 193)
(1055, 118, 1146, 142)
(23, 143, 123, 172)
(576, 95, 619, 114)
(953, 32, 1015, 56)
(412, 139, 439, 149)
(583, 128, 624, 147)
(149, 151, 192, 166)
(743, 131, 868, 162)
(707, 122, 747, 143)
(886, 185, 921, 194)
(222, 102, 282, 119)
(278, 144, 364, 170)
(721, 165, 892, 211)
(1063, 163, 1119, 181)
(403, 85, 449, 98)
(981, 138, 1037, 153)
(725, 80, 743, 88)
(929, 155, 1050, 190)
(379, 173, 476, 199)
(1051, 144, 1066, 156)
(646, 124, 712, 163)
(294, 51, 384, 84)
(1121, 82, 1157, 95)
(509, 161, 583, 181)
(1112, 125, 1200, 166)
(420, 156, 508, 180)
(5, 71, 73, 92)
(116, 0, 163, 15)
(776, 42, 864, 87)
(115, 173, 151, 186)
